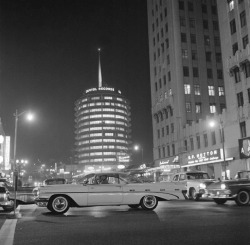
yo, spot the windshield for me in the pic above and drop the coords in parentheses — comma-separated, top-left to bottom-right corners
(186, 173, 210, 180)
(238, 171, 250, 179)
(119, 174, 143, 184)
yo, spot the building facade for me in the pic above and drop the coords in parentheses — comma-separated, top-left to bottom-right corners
(74, 51, 132, 173)
(213, 0, 250, 176)
(0, 119, 11, 174)
(147, 0, 226, 169)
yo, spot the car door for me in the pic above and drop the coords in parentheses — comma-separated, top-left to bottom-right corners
(168, 174, 186, 198)
(175, 174, 187, 191)
(87, 175, 123, 205)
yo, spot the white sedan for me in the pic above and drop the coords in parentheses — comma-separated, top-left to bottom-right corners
(34, 172, 184, 214)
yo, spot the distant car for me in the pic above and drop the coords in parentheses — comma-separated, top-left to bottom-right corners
(0, 178, 35, 211)
(43, 178, 67, 186)
(0, 184, 12, 211)
(169, 171, 215, 200)
(205, 170, 250, 206)
(34, 172, 186, 214)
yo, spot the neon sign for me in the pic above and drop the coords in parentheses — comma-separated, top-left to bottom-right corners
(86, 87, 115, 93)
(187, 149, 222, 164)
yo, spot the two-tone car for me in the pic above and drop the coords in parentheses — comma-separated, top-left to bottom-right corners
(170, 171, 215, 200)
(205, 170, 250, 206)
(34, 172, 186, 214)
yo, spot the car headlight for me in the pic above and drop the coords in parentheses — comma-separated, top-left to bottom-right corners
(33, 188, 40, 197)
(221, 184, 227, 190)
(199, 183, 206, 189)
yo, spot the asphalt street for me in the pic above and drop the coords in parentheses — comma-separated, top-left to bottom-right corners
(1, 200, 250, 245)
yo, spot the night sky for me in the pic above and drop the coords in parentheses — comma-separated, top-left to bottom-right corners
(0, 0, 153, 165)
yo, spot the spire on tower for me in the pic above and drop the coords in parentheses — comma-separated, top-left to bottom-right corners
(98, 48, 102, 88)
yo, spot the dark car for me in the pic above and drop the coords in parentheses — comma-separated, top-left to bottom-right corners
(205, 170, 250, 206)
(0, 184, 12, 211)
(0, 178, 35, 211)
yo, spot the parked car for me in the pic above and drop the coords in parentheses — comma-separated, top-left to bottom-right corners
(0, 178, 35, 211)
(34, 172, 186, 214)
(0, 184, 12, 211)
(169, 171, 215, 200)
(205, 170, 250, 206)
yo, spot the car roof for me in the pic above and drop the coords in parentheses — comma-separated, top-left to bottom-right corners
(85, 172, 127, 177)
(175, 171, 207, 174)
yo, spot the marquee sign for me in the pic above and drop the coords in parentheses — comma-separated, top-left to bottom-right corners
(187, 149, 222, 164)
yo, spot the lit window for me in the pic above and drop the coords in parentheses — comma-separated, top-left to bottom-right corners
(195, 104, 201, 113)
(210, 104, 216, 113)
(90, 133, 102, 137)
(90, 115, 102, 118)
(218, 87, 224, 96)
(229, 0, 234, 11)
(184, 84, 191, 94)
(90, 139, 102, 143)
(105, 120, 115, 124)
(91, 97, 100, 100)
(103, 108, 114, 112)
(194, 85, 200, 95)
(103, 114, 115, 118)
(104, 139, 115, 142)
(90, 109, 102, 112)
(105, 133, 113, 136)
(104, 96, 113, 100)
(90, 152, 102, 156)
(116, 115, 125, 120)
(208, 86, 215, 96)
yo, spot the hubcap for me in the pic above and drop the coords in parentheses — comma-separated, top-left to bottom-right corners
(143, 196, 156, 208)
(53, 197, 68, 211)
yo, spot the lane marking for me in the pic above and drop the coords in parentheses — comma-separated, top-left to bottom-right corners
(0, 219, 17, 245)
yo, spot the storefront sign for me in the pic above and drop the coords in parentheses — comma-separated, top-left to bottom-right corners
(161, 164, 180, 171)
(239, 137, 250, 159)
(187, 149, 222, 164)
(158, 155, 179, 166)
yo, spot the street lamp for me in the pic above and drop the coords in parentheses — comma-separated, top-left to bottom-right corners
(209, 118, 226, 179)
(134, 144, 144, 164)
(13, 110, 34, 215)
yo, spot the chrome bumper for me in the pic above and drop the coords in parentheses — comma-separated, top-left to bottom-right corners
(35, 198, 49, 207)
(0, 200, 12, 206)
(205, 193, 237, 199)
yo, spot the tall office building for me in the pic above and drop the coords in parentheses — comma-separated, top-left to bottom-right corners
(215, 0, 250, 172)
(74, 51, 132, 173)
(147, 0, 226, 167)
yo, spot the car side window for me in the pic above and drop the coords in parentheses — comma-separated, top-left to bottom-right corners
(172, 175, 179, 181)
(179, 174, 186, 181)
(108, 177, 119, 184)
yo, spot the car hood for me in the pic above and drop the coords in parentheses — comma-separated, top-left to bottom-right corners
(188, 179, 215, 183)
(206, 179, 250, 189)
